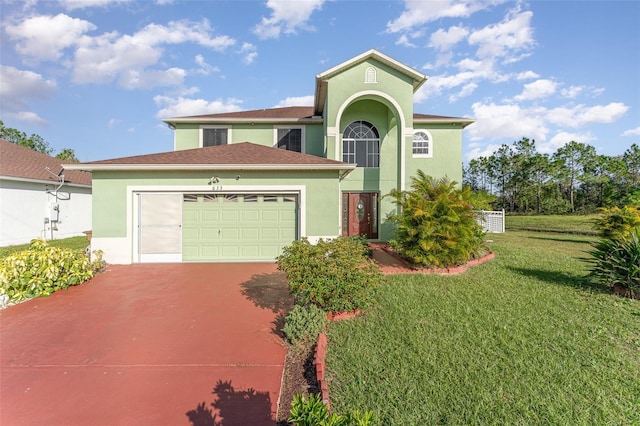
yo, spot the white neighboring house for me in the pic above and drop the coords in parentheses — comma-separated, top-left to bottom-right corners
(0, 140, 92, 247)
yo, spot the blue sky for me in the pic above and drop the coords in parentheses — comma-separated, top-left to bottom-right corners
(1, 0, 638, 163)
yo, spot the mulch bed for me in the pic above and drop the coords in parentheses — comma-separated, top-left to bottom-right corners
(276, 342, 319, 424)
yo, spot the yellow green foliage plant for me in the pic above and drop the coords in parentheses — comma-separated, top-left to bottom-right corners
(593, 205, 640, 241)
(0, 239, 104, 303)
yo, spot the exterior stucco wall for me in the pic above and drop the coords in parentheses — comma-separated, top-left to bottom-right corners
(0, 178, 92, 246)
(173, 123, 327, 158)
(406, 125, 464, 185)
(91, 169, 342, 263)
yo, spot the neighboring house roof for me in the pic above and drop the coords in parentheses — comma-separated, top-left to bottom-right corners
(0, 139, 92, 186)
(164, 107, 474, 128)
(64, 142, 357, 173)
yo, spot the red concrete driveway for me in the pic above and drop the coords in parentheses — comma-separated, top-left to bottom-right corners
(0, 263, 292, 425)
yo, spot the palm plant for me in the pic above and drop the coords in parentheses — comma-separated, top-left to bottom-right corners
(386, 171, 486, 268)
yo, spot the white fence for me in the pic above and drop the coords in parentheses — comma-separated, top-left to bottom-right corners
(475, 210, 505, 233)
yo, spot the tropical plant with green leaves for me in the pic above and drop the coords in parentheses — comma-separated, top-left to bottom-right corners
(386, 171, 486, 268)
(588, 229, 640, 298)
(288, 393, 376, 426)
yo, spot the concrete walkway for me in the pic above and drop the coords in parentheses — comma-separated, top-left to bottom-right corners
(0, 263, 292, 425)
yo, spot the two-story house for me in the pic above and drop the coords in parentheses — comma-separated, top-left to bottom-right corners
(66, 49, 473, 264)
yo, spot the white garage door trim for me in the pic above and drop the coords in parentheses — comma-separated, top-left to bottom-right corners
(129, 185, 306, 263)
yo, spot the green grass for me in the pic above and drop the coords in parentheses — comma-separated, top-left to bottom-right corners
(505, 214, 599, 234)
(0, 236, 89, 259)
(325, 231, 640, 424)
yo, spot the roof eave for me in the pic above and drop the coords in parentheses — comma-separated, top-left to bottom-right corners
(163, 116, 323, 125)
(0, 174, 91, 188)
(64, 163, 356, 172)
(413, 118, 476, 128)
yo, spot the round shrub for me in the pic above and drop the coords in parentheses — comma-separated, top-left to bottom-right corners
(282, 304, 327, 345)
(277, 236, 382, 313)
(0, 239, 104, 303)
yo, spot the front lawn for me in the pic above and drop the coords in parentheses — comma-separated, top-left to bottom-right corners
(325, 231, 640, 424)
(0, 236, 89, 259)
(505, 214, 599, 234)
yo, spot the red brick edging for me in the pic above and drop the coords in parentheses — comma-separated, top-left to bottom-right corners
(378, 245, 495, 275)
(313, 309, 362, 411)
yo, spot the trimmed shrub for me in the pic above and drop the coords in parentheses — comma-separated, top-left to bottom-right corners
(588, 229, 640, 298)
(386, 171, 486, 268)
(0, 239, 104, 303)
(593, 205, 640, 241)
(283, 304, 327, 345)
(277, 237, 382, 313)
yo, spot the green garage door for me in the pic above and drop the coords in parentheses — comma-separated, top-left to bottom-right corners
(182, 193, 297, 261)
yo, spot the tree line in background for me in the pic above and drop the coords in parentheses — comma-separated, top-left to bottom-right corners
(0, 120, 78, 162)
(464, 138, 640, 214)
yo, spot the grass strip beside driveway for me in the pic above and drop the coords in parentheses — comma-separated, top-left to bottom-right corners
(325, 231, 640, 424)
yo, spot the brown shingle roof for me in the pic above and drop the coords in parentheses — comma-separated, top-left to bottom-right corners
(0, 140, 92, 186)
(74, 142, 352, 171)
(169, 106, 316, 121)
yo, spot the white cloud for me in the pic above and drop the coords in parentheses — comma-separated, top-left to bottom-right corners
(516, 70, 540, 80)
(622, 126, 640, 137)
(449, 82, 478, 102)
(72, 19, 235, 87)
(543, 131, 595, 154)
(194, 55, 220, 75)
(253, 0, 324, 39)
(59, 0, 130, 10)
(119, 67, 186, 89)
(560, 85, 583, 99)
(468, 101, 549, 142)
(153, 95, 243, 118)
(0, 66, 57, 108)
(429, 25, 469, 51)
(5, 14, 96, 62)
(387, 0, 508, 33)
(468, 10, 534, 61)
(465, 142, 502, 162)
(514, 79, 557, 101)
(5, 111, 48, 126)
(395, 34, 416, 48)
(108, 118, 120, 128)
(238, 43, 258, 64)
(466, 100, 629, 157)
(275, 95, 314, 107)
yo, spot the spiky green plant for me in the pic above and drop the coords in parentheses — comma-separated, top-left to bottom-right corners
(587, 228, 640, 297)
(385, 171, 486, 268)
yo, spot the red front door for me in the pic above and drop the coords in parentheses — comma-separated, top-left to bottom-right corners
(342, 192, 378, 239)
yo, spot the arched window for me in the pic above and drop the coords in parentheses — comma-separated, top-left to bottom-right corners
(342, 121, 380, 167)
(412, 130, 432, 157)
(365, 67, 377, 83)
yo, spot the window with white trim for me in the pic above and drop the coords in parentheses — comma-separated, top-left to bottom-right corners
(275, 127, 303, 152)
(342, 121, 380, 168)
(412, 130, 433, 158)
(201, 126, 230, 147)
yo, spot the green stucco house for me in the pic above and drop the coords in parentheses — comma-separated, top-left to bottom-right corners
(66, 49, 474, 264)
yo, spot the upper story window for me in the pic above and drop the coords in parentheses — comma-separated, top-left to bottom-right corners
(201, 126, 230, 147)
(275, 127, 303, 152)
(342, 121, 380, 168)
(412, 130, 433, 158)
(365, 67, 377, 83)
